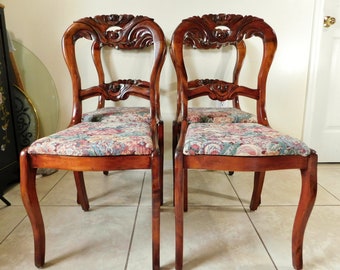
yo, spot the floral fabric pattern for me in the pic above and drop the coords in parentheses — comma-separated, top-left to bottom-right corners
(28, 121, 153, 156)
(183, 123, 311, 157)
(188, 107, 257, 124)
(82, 107, 150, 123)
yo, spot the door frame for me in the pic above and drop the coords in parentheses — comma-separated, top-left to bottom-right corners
(303, 0, 324, 145)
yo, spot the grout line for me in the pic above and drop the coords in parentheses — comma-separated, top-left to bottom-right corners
(38, 170, 69, 202)
(317, 182, 340, 202)
(0, 208, 28, 245)
(1, 170, 69, 245)
(225, 171, 278, 270)
(124, 171, 146, 270)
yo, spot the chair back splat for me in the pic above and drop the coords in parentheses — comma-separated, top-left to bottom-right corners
(64, 15, 166, 199)
(20, 14, 166, 270)
(63, 15, 165, 126)
(171, 14, 276, 180)
(170, 14, 317, 270)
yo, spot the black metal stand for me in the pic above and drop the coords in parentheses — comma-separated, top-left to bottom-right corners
(0, 196, 11, 206)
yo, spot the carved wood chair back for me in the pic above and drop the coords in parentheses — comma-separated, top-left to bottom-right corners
(63, 15, 167, 201)
(171, 14, 277, 175)
(172, 14, 278, 122)
(63, 14, 165, 125)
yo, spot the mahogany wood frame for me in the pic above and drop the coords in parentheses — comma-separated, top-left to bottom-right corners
(171, 14, 317, 270)
(20, 14, 166, 270)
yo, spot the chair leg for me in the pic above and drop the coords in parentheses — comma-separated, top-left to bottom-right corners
(152, 155, 161, 270)
(172, 121, 188, 213)
(172, 121, 179, 206)
(158, 121, 164, 205)
(73, 171, 89, 211)
(184, 168, 188, 212)
(20, 149, 45, 268)
(292, 151, 317, 270)
(250, 171, 265, 211)
(172, 121, 179, 164)
(175, 153, 184, 270)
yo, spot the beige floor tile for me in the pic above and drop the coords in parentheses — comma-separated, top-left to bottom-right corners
(130, 206, 276, 269)
(143, 168, 243, 208)
(180, 207, 275, 269)
(1, 162, 340, 269)
(2, 170, 67, 206)
(248, 206, 299, 269)
(228, 169, 340, 207)
(249, 205, 340, 269)
(127, 206, 175, 269)
(41, 170, 146, 207)
(186, 170, 243, 207)
(317, 164, 340, 200)
(0, 205, 137, 270)
(303, 206, 340, 269)
(0, 205, 27, 243)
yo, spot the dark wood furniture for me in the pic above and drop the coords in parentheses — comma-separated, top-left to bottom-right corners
(20, 14, 166, 269)
(0, 4, 19, 206)
(171, 14, 317, 270)
(171, 35, 257, 148)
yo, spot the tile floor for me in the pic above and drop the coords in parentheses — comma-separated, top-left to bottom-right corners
(0, 162, 340, 269)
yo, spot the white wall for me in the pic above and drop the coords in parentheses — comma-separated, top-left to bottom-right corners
(1, 0, 315, 160)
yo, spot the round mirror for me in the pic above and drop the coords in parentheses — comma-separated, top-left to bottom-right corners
(12, 40, 59, 137)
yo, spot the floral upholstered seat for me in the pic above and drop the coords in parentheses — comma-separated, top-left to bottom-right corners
(82, 107, 151, 123)
(183, 123, 310, 157)
(187, 107, 257, 124)
(28, 121, 153, 156)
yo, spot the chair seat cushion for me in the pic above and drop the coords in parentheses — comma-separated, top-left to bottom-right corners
(28, 122, 153, 156)
(188, 107, 257, 124)
(82, 107, 150, 123)
(183, 123, 310, 156)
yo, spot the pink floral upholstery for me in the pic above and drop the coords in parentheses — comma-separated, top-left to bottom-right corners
(28, 121, 153, 156)
(184, 123, 310, 156)
(188, 107, 257, 124)
(82, 107, 150, 123)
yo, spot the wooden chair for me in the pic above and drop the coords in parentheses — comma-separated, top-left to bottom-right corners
(171, 16, 258, 176)
(170, 13, 260, 192)
(79, 17, 165, 203)
(20, 14, 166, 269)
(171, 14, 317, 270)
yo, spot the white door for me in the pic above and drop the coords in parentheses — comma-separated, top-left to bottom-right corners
(304, 0, 340, 162)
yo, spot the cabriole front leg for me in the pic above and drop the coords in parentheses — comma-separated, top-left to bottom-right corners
(292, 152, 318, 270)
(20, 149, 45, 268)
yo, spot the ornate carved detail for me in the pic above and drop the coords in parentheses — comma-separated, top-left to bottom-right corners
(13, 92, 34, 148)
(0, 85, 10, 151)
(74, 14, 155, 49)
(100, 79, 149, 100)
(182, 14, 268, 49)
(190, 79, 239, 100)
(0, 57, 10, 151)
